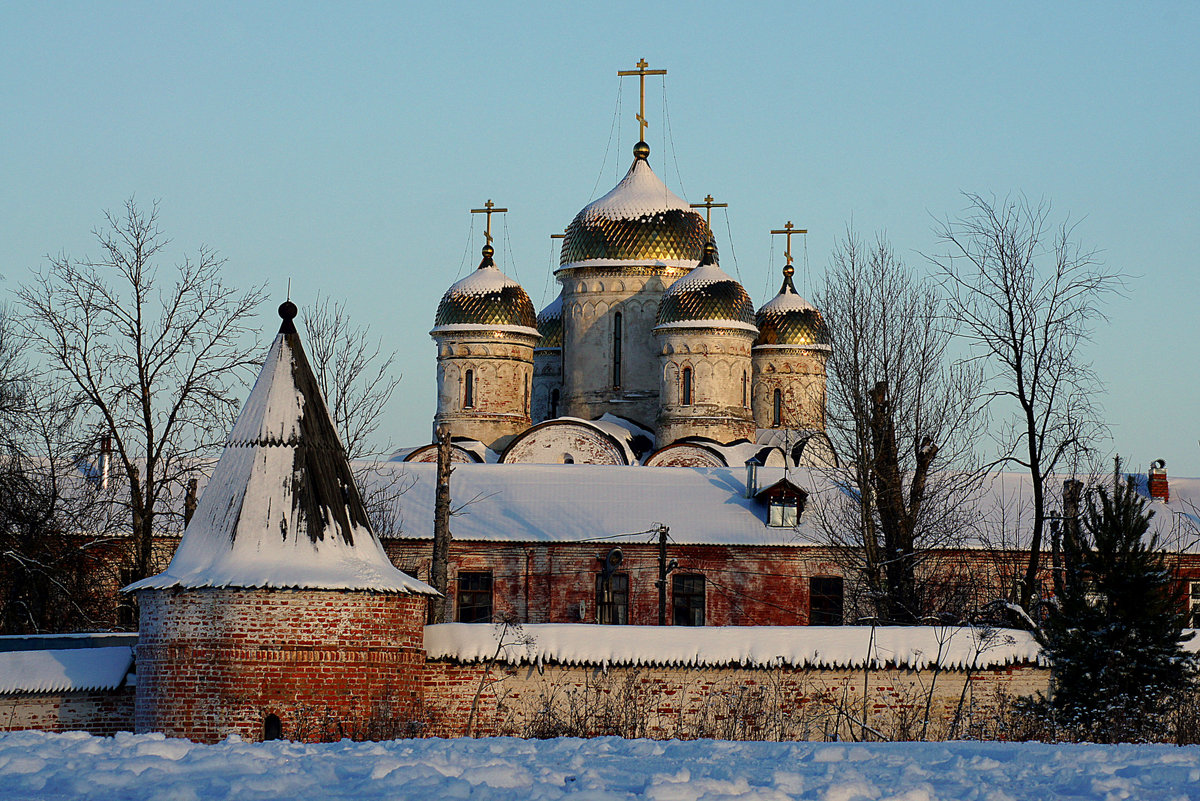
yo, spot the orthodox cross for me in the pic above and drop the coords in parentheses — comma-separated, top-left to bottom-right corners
(470, 199, 507, 245)
(770, 221, 808, 265)
(617, 58, 667, 143)
(690, 194, 728, 227)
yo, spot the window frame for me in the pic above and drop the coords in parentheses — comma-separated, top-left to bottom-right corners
(672, 573, 705, 626)
(455, 570, 493, 623)
(596, 572, 630, 625)
(463, 369, 475, 409)
(809, 576, 844, 625)
(681, 366, 693, 406)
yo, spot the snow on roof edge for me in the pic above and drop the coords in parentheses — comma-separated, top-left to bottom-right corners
(424, 624, 1054, 671)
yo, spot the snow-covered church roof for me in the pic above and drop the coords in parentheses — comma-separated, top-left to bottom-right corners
(126, 302, 437, 594)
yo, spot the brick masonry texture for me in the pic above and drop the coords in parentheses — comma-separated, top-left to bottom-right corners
(1, 688, 134, 735)
(134, 588, 428, 743)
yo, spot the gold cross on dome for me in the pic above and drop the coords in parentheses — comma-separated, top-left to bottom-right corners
(617, 58, 667, 143)
(690, 194, 728, 227)
(770, 221, 808, 265)
(470, 199, 507, 245)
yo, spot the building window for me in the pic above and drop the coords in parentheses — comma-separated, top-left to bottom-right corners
(673, 574, 705, 626)
(464, 369, 475, 409)
(681, 367, 693, 406)
(772, 388, 782, 427)
(549, 388, 560, 418)
(596, 572, 629, 624)
(768, 498, 800, 527)
(612, 312, 623, 389)
(742, 371, 749, 408)
(810, 576, 844, 625)
(1189, 581, 1200, 627)
(456, 571, 492, 623)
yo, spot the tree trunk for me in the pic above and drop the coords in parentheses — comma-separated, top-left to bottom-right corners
(429, 427, 453, 624)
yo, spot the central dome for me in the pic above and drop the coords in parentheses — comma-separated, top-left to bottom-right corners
(560, 143, 709, 267)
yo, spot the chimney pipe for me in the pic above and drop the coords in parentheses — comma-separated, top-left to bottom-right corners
(745, 457, 761, 499)
(1148, 459, 1169, 502)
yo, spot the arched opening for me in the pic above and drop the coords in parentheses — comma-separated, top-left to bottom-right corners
(681, 367, 693, 406)
(612, 312, 623, 389)
(549, 388, 560, 419)
(773, 388, 783, 427)
(464, 369, 475, 409)
(563, 453, 575, 464)
(263, 714, 282, 741)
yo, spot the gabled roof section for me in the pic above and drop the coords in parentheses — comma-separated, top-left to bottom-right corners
(127, 302, 437, 594)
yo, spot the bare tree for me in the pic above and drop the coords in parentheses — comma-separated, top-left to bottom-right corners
(813, 231, 985, 624)
(0, 306, 127, 632)
(301, 295, 401, 460)
(15, 199, 266, 584)
(930, 194, 1122, 614)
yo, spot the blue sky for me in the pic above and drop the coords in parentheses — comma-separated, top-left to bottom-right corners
(2, 1, 1197, 475)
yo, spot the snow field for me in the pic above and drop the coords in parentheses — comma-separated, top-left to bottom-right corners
(1, 732, 1199, 801)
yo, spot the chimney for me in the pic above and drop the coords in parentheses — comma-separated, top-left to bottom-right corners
(745, 457, 761, 499)
(1148, 459, 1169, 503)
(99, 435, 112, 491)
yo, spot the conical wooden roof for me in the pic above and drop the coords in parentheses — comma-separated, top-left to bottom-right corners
(127, 302, 437, 593)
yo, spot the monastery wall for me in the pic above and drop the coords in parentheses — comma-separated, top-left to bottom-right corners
(134, 589, 428, 743)
(422, 661, 1050, 740)
(1, 688, 134, 735)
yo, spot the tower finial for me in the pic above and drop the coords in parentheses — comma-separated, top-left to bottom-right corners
(770, 221, 808, 266)
(470, 199, 508, 248)
(618, 58, 667, 147)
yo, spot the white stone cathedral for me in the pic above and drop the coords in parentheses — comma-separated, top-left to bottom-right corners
(409, 126, 835, 469)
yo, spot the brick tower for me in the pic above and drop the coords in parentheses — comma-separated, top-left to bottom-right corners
(126, 301, 438, 743)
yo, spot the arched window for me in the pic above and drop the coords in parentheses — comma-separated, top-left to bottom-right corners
(464, 369, 475, 409)
(612, 312, 623, 389)
(773, 388, 782, 427)
(681, 367, 693, 406)
(524, 374, 530, 412)
(742, 371, 749, 408)
(550, 388, 560, 419)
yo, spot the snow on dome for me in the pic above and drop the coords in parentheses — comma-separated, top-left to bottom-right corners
(425, 623, 1047, 671)
(655, 243, 757, 332)
(754, 265, 830, 349)
(559, 145, 709, 267)
(126, 305, 437, 595)
(432, 247, 538, 336)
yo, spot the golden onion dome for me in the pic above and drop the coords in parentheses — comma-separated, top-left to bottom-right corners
(655, 242, 757, 332)
(535, 295, 563, 349)
(754, 264, 830, 349)
(432, 245, 539, 336)
(559, 142, 710, 267)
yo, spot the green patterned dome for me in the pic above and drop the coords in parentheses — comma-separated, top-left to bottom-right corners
(433, 246, 538, 334)
(655, 243, 757, 332)
(560, 143, 709, 266)
(535, 295, 563, 348)
(754, 265, 830, 349)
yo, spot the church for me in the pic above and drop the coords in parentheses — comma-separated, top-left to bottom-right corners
(403, 62, 835, 471)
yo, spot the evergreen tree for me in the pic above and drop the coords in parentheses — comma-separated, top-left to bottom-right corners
(1037, 466, 1196, 742)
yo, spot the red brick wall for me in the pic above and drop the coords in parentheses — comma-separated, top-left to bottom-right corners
(135, 588, 428, 743)
(1, 688, 134, 735)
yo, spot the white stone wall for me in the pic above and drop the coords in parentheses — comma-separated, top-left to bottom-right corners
(656, 328, 756, 444)
(558, 267, 687, 429)
(752, 347, 829, 432)
(432, 332, 538, 451)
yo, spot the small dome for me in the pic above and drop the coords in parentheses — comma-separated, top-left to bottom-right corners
(655, 243, 757, 332)
(560, 143, 709, 266)
(754, 265, 830, 349)
(535, 295, 563, 348)
(433, 246, 538, 334)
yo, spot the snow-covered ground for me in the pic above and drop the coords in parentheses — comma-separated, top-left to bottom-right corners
(1, 732, 1198, 800)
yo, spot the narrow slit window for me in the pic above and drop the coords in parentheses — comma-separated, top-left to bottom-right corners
(742, 371, 749, 408)
(464, 369, 475, 409)
(612, 312, 623, 389)
(772, 388, 782, 427)
(682, 367, 693, 406)
(550, 388, 559, 419)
